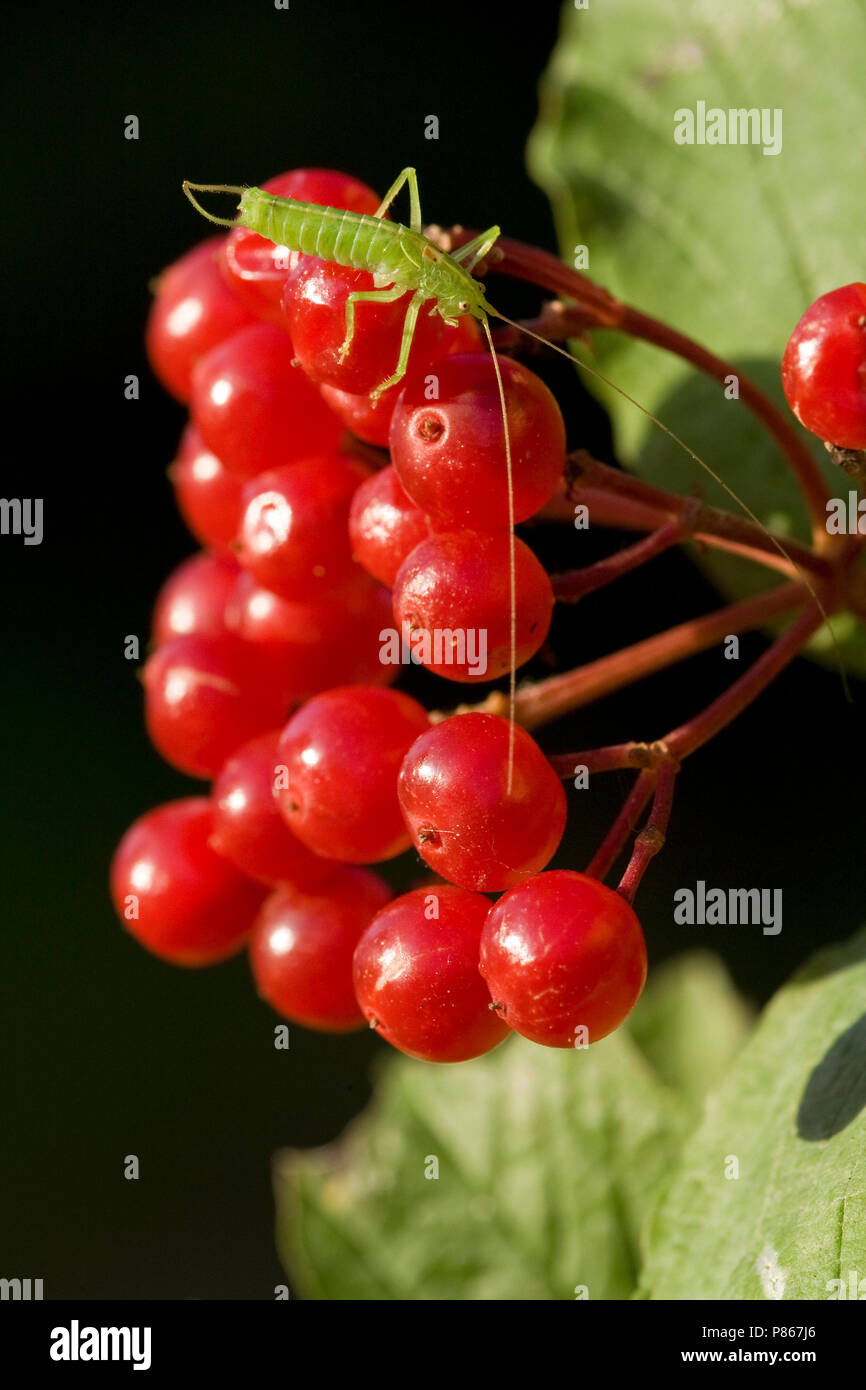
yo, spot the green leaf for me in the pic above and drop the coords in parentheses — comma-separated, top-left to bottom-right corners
(629, 951, 752, 1109)
(527, 0, 866, 675)
(639, 926, 866, 1299)
(274, 1031, 686, 1300)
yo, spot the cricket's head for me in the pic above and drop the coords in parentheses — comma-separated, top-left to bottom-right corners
(434, 260, 497, 327)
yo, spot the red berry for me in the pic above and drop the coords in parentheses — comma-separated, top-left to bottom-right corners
(479, 871, 647, 1048)
(145, 238, 256, 403)
(398, 713, 566, 891)
(442, 316, 483, 355)
(276, 686, 430, 862)
(227, 570, 395, 693)
(352, 886, 510, 1062)
(267, 169, 381, 213)
(210, 731, 333, 888)
(249, 867, 391, 1031)
(319, 382, 397, 447)
(282, 257, 446, 395)
(142, 633, 291, 779)
(392, 530, 554, 682)
(227, 568, 313, 646)
(389, 353, 566, 529)
(152, 552, 238, 646)
(191, 323, 343, 477)
(110, 798, 265, 966)
(237, 454, 369, 601)
(170, 425, 246, 555)
(318, 317, 482, 445)
(781, 282, 866, 450)
(221, 170, 382, 322)
(348, 466, 432, 587)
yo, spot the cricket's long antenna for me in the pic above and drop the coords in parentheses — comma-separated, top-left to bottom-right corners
(182, 182, 245, 227)
(489, 309, 849, 699)
(482, 316, 518, 792)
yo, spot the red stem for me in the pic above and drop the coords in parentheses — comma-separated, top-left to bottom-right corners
(552, 521, 684, 602)
(619, 305, 831, 541)
(515, 581, 806, 730)
(617, 759, 679, 903)
(541, 455, 833, 581)
(585, 771, 657, 881)
(665, 601, 830, 760)
(550, 602, 832, 892)
(547, 743, 660, 778)
(542, 485, 805, 579)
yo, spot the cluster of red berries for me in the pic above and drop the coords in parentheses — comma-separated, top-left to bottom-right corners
(111, 166, 648, 1063)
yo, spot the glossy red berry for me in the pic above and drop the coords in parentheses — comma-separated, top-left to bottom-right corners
(398, 713, 566, 891)
(319, 382, 398, 448)
(353, 886, 510, 1062)
(152, 552, 238, 646)
(142, 633, 291, 779)
(110, 798, 265, 966)
(392, 530, 554, 682)
(227, 570, 395, 694)
(221, 169, 382, 322)
(237, 454, 369, 601)
(348, 466, 432, 587)
(191, 323, 342, 477)
(480, 871, 647, 1048)
(210, 731, 333, 888)
(442, 316, 483, 356)
(170, 425, 246, 556)
(318, 317, 481, 446)
(390, 354, 566, 529)
(781, 282, 866, 450)
(145, 238, 256, 403)
(276, 686, 430, 862)
(282, 257, 446, 395)
(249, 867, 391, 1032)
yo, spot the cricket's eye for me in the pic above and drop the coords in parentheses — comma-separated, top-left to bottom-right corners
(458, 300, 469, 312)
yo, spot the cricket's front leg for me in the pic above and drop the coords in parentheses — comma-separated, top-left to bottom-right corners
(338, 285, 405, 363)
(369, 293, 424, 402)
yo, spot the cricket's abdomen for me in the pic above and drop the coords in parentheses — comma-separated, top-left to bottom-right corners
(239, 190, 424, 287)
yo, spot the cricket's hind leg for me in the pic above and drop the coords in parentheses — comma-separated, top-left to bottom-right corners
(338, 283, 407, 364)
(369, 292, 426, 401)
(374, 168, 422, 231)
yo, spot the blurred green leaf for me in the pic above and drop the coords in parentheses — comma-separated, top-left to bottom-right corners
(527, 0, 866, 674)
(639, 927, 866, 1299)
(274, 953, 755, 1300)
(629, 951, 752, 1109)
(275, 1030, 685, 1300)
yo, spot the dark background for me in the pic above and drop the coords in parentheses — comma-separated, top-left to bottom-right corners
(1, 0, 863, 1299)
